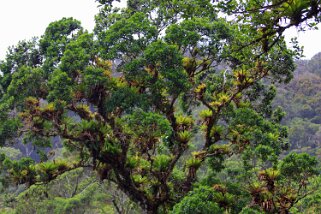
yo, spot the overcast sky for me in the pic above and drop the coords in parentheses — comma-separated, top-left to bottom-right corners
(0, 1, 320, 60)
(284, 26, 321, 59)
(0, 0, 99, 60)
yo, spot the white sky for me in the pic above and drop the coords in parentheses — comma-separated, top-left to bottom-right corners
(0, 0, 99, 60)
(0, 1, 320, 60)
(284, 25, 321, 59)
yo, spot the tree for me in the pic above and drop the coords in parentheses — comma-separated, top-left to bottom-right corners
(1, 0, 321, 213)
(3, 168, 115, 214)
(171, 186, 224, 214)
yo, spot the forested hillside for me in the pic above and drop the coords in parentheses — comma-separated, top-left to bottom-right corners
(274, 53, 321, 157)
(1, 0, 321, 213)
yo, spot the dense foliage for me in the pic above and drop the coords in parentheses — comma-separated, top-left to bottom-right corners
(0, 0, 321, 213)
(274, 53, 321, 155)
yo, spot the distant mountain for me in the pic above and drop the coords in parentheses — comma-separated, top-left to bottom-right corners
(296, 52, 321, 76)
(274, 52, 321, 158)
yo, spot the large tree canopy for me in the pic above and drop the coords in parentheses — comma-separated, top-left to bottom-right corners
(1, 0, 321, 213)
